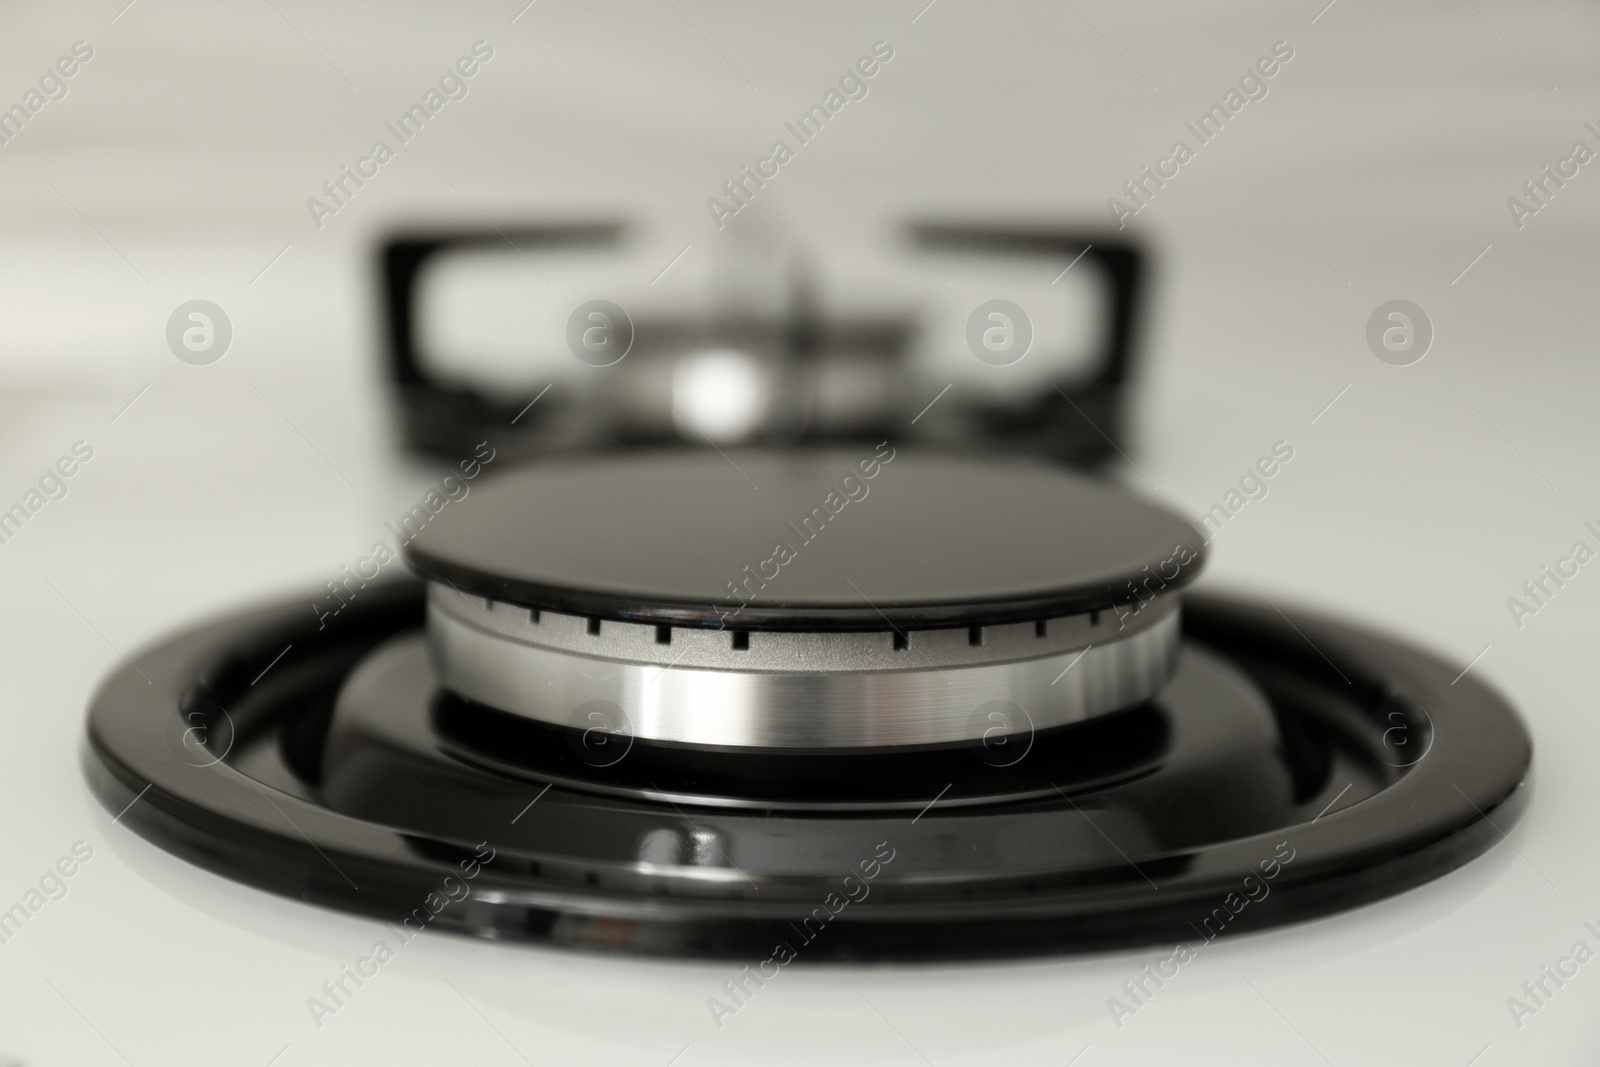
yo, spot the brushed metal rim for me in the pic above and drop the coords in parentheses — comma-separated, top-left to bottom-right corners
(425, 599, 1183, 748)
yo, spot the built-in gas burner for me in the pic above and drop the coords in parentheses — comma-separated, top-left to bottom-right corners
(405, 449, 1196, 750)
(83, 449, 1531, 960)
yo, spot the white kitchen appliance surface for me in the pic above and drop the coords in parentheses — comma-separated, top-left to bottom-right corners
(1, 1, 1595, 1063)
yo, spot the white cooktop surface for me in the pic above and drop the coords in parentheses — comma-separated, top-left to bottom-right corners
(1, 1, 1597, 1063)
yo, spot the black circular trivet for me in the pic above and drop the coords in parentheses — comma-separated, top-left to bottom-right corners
(84, 578, 1531, 961)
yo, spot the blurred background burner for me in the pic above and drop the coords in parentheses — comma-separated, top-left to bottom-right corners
(381, 222, 1143, 467)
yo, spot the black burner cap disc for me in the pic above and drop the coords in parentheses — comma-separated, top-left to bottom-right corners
(405, 448, 1206, 631)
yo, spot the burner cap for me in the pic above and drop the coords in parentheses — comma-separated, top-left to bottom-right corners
(404, 447, 1206, 630)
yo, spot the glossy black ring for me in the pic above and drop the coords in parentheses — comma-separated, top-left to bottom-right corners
(84, 579, 1531, 961)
